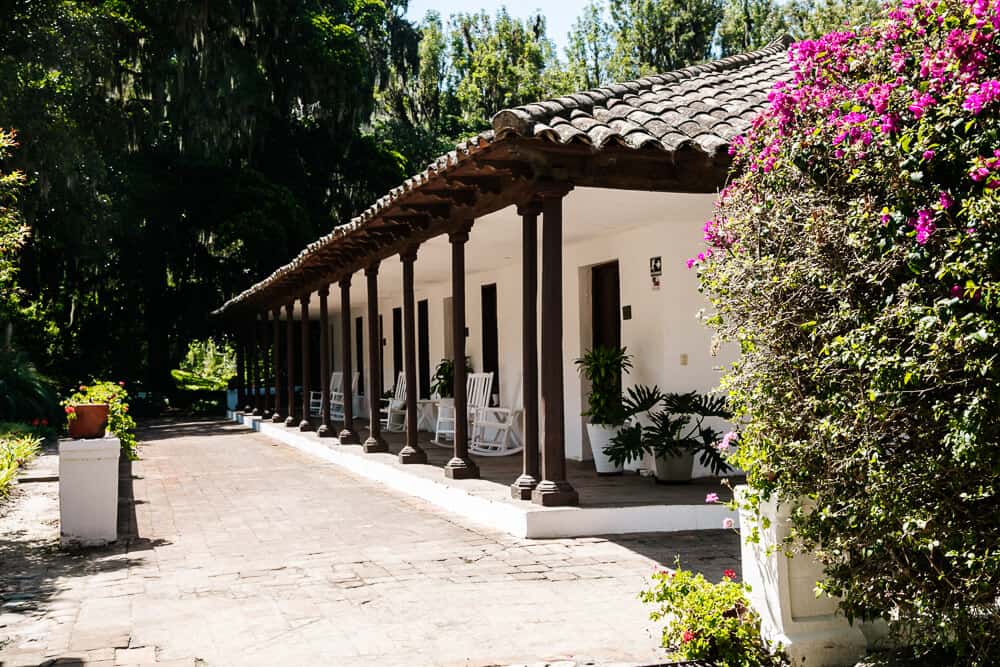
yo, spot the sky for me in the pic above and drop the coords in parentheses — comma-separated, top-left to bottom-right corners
(405, 0, 592, 55)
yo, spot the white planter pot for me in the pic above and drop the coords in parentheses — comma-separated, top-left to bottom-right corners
(586, 423, 624, 475)
(735, 486, 866, 666)
(59, 437, 120, 548)
(653, 451, 694, 483)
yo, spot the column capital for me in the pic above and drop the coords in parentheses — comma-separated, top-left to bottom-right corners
(449, 219, 474, 244)
(299, 294, 310, 307)
(399, 244, 419, 264)
(272, 306, 281, 318)
(364, 262, 380, 277)
(338, 275, 352, 289)
(318, 284, 330, 298)
(517, 199, 543, 217)
(284, 301, 295, 315)
(535, 182, 574, 200)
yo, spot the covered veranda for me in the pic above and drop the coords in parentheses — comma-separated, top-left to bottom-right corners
(214, 39, 789, 520)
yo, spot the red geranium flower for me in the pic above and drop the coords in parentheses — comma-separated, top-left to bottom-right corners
(682, 630, 695, 643)
(118, 380, 125, 386)
(65, 405, 76, 414)
(31, 418, 40, 426)
(724, 569, 737, 580)
(41, 419, 48, 426)
(79, 384, 86, 391)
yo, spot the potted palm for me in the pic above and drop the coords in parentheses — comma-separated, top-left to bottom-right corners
(574, 347, 658, 475)
(606, 390, 732, 483)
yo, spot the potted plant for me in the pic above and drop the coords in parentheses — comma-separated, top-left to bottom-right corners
(606, 390, 732, 483)
(574, 346, 657, 474)
(63, 381, 138, 458)
(430, 357, 472, 404)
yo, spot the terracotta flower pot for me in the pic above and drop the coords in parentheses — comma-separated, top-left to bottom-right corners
(68, 403, 110, 439)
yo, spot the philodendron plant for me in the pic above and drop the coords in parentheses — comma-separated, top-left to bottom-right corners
(604, 389, 733, 475)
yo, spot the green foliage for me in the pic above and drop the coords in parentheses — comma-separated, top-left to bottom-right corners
(430, 357, 473, 399)
(718, 0, 789, 55)
(642, 562, 786, 666)
(606, 390, 733, 474)
(574, 346, 633, 425)
(0, 429, 42, 497)
(696, 0, 1000, 659)
(608, 0, 724, 79)
(65, 381, 136, 459)
(0, 349, 57, 422)
(173, 339, 236, 391)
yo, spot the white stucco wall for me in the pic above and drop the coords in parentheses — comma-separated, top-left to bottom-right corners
(317, 188, 735, 476)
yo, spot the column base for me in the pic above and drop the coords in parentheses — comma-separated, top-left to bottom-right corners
(244, 405, 254, 413)
(317, 424, 335, 438)
(444, 457, 480, 479)
(510, 474, 539, 500)
(251, 408, 261, 416)
(398, 445, 427, 464)
(271, 413, 283, 423)
(299, 420, 315, 432)
(363, 435, 388, 453)
(284, 416, 296, 427)
(338, 428, 360, 445)
(531, 480, 579, 507)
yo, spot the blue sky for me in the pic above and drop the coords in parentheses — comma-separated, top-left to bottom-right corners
(405, 0, 593, 54)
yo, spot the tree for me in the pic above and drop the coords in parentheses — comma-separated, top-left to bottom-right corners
(785, 0, 882, 37)
(695, 0, 1000, 659)
(718, 0, 788, 56)
(608, 0, 724, 79)
(0, 128, 27, 346)
(564, 1, 614, 90)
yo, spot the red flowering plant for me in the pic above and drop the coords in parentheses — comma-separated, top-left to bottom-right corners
(641, 561, 785, 666)
(694, 0, 1000, 659)
(63, 381, 137, 459)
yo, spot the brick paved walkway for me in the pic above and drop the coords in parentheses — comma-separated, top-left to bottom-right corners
(0, 419, 739, 667)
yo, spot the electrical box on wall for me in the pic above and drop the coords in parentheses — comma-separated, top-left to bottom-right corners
(622, 305, 632, 321)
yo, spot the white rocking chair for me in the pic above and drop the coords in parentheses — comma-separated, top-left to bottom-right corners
(471, 380, 523, 457)
(380, 372, 407, 432)
(433, 372, 494, 446)
(331, 372, 359, 422)
(308, 372, 342, 418)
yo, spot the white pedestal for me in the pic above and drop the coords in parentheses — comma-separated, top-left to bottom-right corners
(59, 437, 121, 547)
(736, 486, 867, 666)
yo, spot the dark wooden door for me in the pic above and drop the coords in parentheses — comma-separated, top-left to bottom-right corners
(418, 299, 430, 399)
(392, 307, 403, 385)
(355, 316, 364, 395)
(481, 283, 500, 399)
(592, 262, 621, 352)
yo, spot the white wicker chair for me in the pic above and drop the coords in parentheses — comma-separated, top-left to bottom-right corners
(433, 372, 494, 446)
(331, 372, 359, 422)
(380, 372, 407, 432)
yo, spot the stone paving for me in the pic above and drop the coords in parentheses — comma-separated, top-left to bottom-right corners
(0, 419, 739, 667)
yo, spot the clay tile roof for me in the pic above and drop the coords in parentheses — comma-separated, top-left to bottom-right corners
(214, 37, 792, 316)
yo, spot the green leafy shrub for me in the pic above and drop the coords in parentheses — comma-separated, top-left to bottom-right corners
(0, 429, 41, 497)
(693, 0, 1000, 659)
(172, 339, 236, 391)
(0, 349, 57, 422)
(430, 357, 473, 398)
(65, 381, 137, 459)
(642, 563, 786, 666)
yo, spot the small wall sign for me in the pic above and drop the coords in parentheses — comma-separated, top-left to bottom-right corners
(649, 256, 662, 277)
(622, 305, 632, 320)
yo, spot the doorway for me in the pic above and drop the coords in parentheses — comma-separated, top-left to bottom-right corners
(392, 307, 403, 385)
(418, 299, 430, 399)
(481, 283, 499, 400)
(591, 261, 621, 352)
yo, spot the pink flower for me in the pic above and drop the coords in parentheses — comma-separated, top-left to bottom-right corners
(64, 406, 76, 414)
(723, 517, 736, 529)
(922, 149, 935, 161)
(939, 191, 954, 209)
(705, 492, 720, 504)
(950, 285, 963, 298)
(911, 209, 936, 244)
(118, 381, 125, 386)
(682, 630, 695, 643)
(717, 431, 738, 452)
(79, 385, 86, 391)
(686, 258, 696, 269)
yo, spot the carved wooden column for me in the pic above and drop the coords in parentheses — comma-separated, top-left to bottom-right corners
(512, 200, 541, 499)
(235, 329, 246, 412)
(271, 307, 283, 422)
(338, 277, 359, 444)
(284, 302, 297, 427)
(398, 246, 426, 464)
(532, 186, 578, 506)
(249, 321, 261, 415)
(298, 295, 314, 432)
(262, 313, 272, 418)
(363, 264, 388, 453)
(317, 285, 333, 437)
(444, 221, 479, 479)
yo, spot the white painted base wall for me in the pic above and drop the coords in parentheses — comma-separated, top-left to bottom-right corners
(232, 412, 737, 539)
(59, 437, 120, 547)
(736, 487, 867, 666)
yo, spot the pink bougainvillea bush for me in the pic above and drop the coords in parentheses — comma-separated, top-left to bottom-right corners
(696, 0, 1000, 661)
